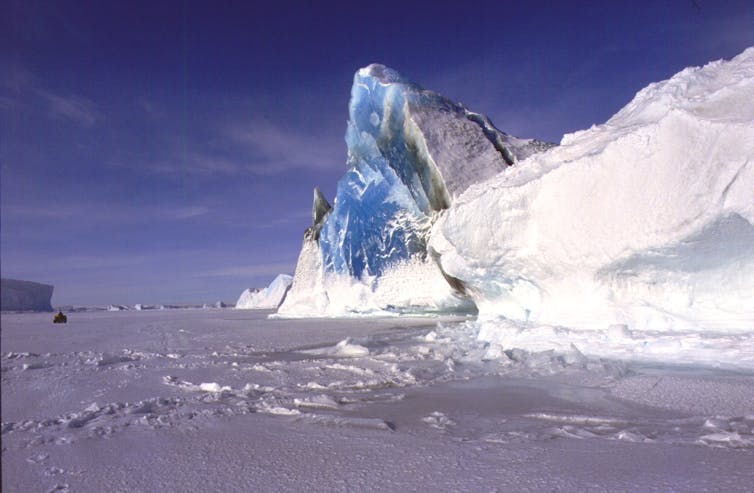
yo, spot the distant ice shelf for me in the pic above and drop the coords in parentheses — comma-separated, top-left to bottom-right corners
(1, 278, 54, 312)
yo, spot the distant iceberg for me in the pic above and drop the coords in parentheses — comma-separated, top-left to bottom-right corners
(236, 274, 293, 310)
(1, 278, 54, 312)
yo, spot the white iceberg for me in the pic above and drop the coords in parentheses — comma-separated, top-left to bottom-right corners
(430, 48, 754, 332)
(235, 274, 293, 310)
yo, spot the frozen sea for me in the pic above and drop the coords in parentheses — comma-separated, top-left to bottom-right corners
(2, 309, 753, 492)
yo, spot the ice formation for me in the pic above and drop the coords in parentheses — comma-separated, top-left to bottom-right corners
(1, 278, 54, 312)
(430, 48, 754, 331)
(235, 274, 293, 310)
(281, 51, 753, 329)
(279, 65, 551, 316)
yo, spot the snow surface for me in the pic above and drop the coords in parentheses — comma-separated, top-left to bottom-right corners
(2, 310, 753, 491)
(430, 48, 754, 332)
(235, 273, 293, 309)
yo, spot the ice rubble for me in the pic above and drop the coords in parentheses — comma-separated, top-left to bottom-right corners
(279, 65, 551, 316)
(235, 274, 293, 310)
(430, 48, 754, 332)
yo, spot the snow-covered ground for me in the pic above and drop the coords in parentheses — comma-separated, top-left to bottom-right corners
(2, 310, 752, 491)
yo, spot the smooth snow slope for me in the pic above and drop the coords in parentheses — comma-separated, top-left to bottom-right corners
(431, 48, 754, 331)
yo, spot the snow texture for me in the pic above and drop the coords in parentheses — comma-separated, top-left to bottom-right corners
(235, 274, 293, 310)
(430, 48, 754, 332)
(1, 278, 54, 312)
(2, 310, 753, 492)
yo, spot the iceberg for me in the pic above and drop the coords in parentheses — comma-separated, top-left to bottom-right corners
(236, 274, 293, 310)
(430, 48, 754, 332)
(1, 278, 54, 312)
(279, 65, 551, 316)
(280, 51, 753, 328)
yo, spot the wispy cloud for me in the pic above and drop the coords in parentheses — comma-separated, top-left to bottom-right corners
(255, 208, 312, 229)
(221, 118, 343, 174)
(148, 151, 243, 177)
(164, 205, 210, 220)
(0, 64, 35, 93)
(137, 98, 167, 120)
(3, 202, 211, 223)
(37, 90, 102, 127)
(198, 261, 296, 279)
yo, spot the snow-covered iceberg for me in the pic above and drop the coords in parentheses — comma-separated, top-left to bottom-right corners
(1, 278, 54, 312)
(280, 51, 753, 328)
(279, 65, 551, 317)
(430, 48, 754, 332)
(236, 274, 293, 310)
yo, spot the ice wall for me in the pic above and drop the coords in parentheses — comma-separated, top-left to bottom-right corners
(430, 48, 754, 331)
(1, 278, 54, 312)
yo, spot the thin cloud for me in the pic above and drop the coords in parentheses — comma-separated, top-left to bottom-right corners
(148, 151, 243, 177)
(3, 202, 211, 223)
(222, 118, 343, 174)
(0, 64, 35, 92)
(37, 89, 101, 127)
(255, 208, 312, 230)
(137, 98, 167, 120)
(164, 206, 210, 220)
(198, 262, 296, 279)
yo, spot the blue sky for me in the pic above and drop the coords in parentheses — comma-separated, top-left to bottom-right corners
(2, 1, 752, 306)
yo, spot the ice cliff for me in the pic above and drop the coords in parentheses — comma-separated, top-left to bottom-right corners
(1, 278, 54, 312)
(278, 65, 551, 316)
(430, 48, 754, 331)
(236, 274, 293, 310)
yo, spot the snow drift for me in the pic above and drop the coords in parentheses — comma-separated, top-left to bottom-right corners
(1, 278, 54, 312)
(430, 48, 754, 331)
(236, 274, 293, 310)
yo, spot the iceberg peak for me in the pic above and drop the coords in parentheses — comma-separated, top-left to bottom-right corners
(278, 64, 552, 316)
(312, 187, 331, 227)
(356, 63, 414, 85)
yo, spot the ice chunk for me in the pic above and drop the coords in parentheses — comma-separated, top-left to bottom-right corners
(332, 338, 369, 357)
(312, 187, 331, 228)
